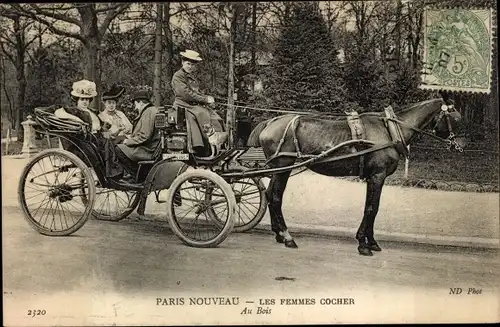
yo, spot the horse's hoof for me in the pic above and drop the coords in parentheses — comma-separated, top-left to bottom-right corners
(358, 246, 373, 256)
(275, 235, 285, 244)
(285, 239, 298, 248)
(370, 243, 382, 252)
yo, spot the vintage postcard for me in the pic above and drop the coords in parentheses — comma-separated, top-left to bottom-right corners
(2, 1, 499, 325)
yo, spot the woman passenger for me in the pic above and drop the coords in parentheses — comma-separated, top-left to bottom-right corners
(98, 84, 133, 142)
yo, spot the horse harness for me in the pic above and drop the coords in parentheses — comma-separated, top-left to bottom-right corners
(263, 101, 463, 174)
(265, 111, 402, 177)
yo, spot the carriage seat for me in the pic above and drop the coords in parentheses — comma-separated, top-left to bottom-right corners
(137, 141, 164, 166)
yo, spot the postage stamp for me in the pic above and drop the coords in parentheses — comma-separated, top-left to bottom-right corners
(420, 8, 495, 94)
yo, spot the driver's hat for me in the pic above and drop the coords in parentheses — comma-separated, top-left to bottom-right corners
(180, 49, 202, 62)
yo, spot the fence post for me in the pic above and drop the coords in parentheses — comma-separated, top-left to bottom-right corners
(5, 127, 11, 155)
(20, 116, 39, 158)
(404, 145, 410, 179)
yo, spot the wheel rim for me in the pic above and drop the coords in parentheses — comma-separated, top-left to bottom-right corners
(20, 152, 93, 233)
(80, 170, 139, 221)
(207, 176, 265, 229)
(231, 177, 266, 228)
(171, 176, 232, 242)
(92, 188, 139, 220)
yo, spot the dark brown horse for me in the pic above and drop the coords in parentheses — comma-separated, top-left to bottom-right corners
(247, 98, 467, 256)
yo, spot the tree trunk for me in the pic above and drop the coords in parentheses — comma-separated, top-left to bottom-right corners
(153, 3, 163, 107)
(84, 40, 101, 110)
(13, 16, 25, 140)
(395, 0, 402, 66)
(412, 7, 423, 69)
(251, 2, 257, 75)
(163, 2, 173, 99)
(1, 56, 14, 126)
(227, 5, 239, 147)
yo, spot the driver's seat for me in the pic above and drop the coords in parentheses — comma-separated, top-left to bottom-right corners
(135, 142, 164, 182)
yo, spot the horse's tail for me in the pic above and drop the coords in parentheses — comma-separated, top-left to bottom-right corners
(247, 119, 269, 147)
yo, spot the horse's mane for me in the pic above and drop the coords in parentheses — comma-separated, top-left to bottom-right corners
(393, 98, 444, 115)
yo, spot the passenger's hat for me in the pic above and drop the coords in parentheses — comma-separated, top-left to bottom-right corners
(71, 79, 97, 98)
(180, 49, 202, 62)
(102, 84, 125, 101)
(132, 90, 152, 102)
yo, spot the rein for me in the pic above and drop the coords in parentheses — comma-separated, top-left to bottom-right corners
(383, 109, 465, 153)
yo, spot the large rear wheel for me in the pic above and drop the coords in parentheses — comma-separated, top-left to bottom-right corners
(166, 169, 236, 248)
(18, 149, 95, 236)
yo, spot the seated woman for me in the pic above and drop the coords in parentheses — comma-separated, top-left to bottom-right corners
(54, 79, 103, 133)
(52, 79, 123, 179)
(98, 84, 133, 143)
(171, 49, 227, 157)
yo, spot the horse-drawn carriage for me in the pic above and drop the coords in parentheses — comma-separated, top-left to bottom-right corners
(18, 103, 268, 248)
(18, 98, 466, 254)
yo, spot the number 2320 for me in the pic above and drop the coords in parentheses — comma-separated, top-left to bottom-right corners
(27, 309, 46, 317)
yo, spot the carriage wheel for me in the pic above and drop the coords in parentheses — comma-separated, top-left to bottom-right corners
(207, 169, 267, 232)
(80, 170, 140, 222)
(166, 169, 236, 248)
(18, 149, 96, 236)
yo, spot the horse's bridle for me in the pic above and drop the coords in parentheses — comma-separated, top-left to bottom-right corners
(385, 104, 465, 153)
(430, 104, 465, 153)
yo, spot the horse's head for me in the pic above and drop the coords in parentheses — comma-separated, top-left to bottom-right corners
(432, 101, 468, 151)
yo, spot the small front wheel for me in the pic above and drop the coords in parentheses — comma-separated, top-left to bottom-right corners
(166, 169, 236, 248)
(208, 169, 268, 232)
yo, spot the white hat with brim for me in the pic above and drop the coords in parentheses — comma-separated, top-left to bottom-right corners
(180, 50, 202, 62)
(71, 79, 97, 98)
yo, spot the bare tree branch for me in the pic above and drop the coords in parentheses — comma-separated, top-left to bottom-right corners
(0, 32, 16, 47)
(95, 3, 123, 13)
(28, 4, 82, 27)
(9, 4, 86, 42)
(171, 3, 213, 17)
(24, 24, 49, 49)
(99, 4, 130, 36)
(0, 41, 15, 63)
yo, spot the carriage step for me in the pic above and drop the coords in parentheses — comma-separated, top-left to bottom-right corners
(239, 147, 267, 161)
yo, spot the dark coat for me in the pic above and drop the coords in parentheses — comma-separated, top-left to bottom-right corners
(171, 68, 210, 107)
(116, 103, 160, 161)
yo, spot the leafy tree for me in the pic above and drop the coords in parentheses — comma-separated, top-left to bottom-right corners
(263, 3, 347, 112)
(343, 41, 397, 110)
(25, 41, 83, 111)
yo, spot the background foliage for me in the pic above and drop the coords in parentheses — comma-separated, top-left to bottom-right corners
(0, 1, 497, 144)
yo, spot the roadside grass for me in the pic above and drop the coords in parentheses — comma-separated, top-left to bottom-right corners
(389, 146, 499, 184)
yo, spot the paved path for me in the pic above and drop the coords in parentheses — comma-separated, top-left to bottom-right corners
(2, 155, 499, 247)
(3, 204, 499, 325)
